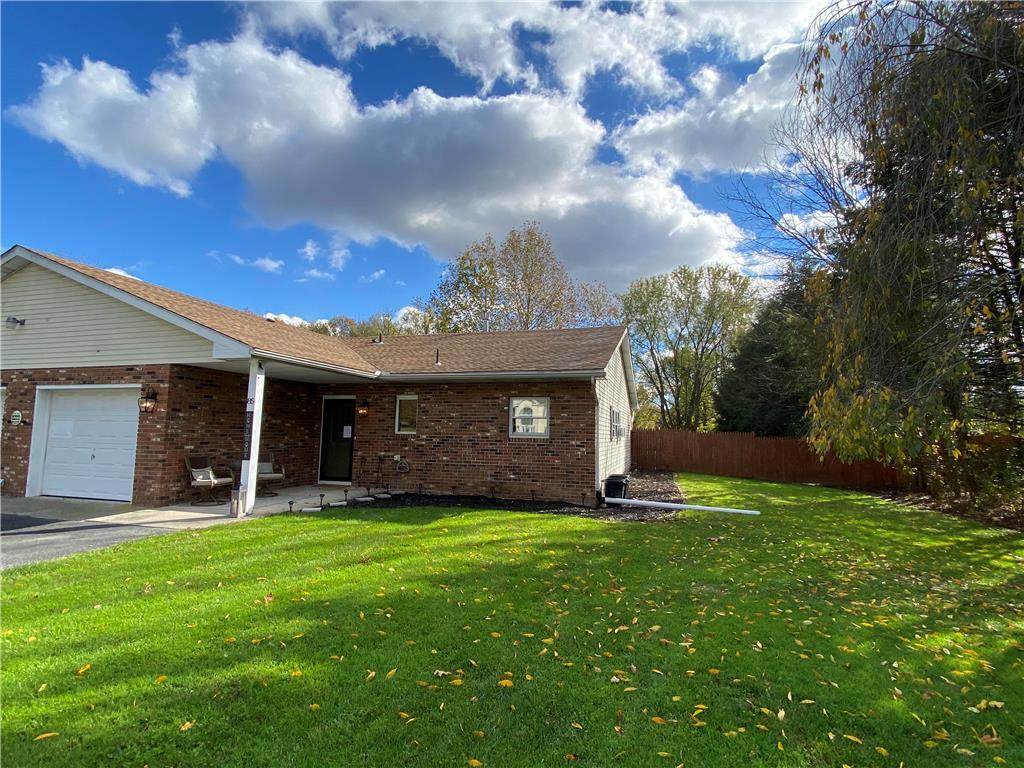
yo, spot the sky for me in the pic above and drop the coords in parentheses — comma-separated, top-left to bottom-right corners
(1, 1, 820, 324)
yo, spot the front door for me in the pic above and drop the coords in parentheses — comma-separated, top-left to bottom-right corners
(319, 398, 355, 482)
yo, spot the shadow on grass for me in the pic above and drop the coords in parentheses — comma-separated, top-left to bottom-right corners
(3, 483, 1022, 768)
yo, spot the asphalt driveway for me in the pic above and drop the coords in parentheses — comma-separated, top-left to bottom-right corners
(1, 497, 234, 568)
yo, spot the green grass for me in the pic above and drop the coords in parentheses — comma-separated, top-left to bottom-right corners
(2, 474, 1022, 767)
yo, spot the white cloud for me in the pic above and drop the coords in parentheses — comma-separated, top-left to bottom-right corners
(9, 29, 754, 283)
(327, 245, 349, 271)
(7, 57, 213, 196)
(251, 1, 822, 97)
(360, 269, 385, 283)
(614, 43, 804, 176)
(393, 304, 422, 330)
(104, 266, 141, 279)
(298, 238, 319, 260)
(301, 267, 335, 281)
(263, 311, 309, 326)
(228, 252, 284, 273)
(394, 279, 407, 287)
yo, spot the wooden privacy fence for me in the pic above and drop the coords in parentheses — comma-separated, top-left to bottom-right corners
(631, 429, 908, 490)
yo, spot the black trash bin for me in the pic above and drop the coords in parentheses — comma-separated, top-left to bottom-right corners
(603, 474, 630, 499)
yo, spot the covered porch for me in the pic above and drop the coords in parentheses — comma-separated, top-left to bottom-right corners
(173, 354, 385, 516)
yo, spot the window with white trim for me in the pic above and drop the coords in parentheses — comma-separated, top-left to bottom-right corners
(609, 406, 623, 441)
(395, 395, 418, 434)
(510, 397, 549, 438)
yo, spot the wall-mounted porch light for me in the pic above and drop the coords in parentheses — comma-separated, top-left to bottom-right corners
(356, 399, 370, 416)
(138, 389, 158, 414)
(5, 316, 26, 328)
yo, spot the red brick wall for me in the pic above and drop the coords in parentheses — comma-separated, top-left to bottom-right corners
(162, 366, 322, 500)
(318, 381, 599, 505)
(2, 365, 600, 507)
(0, 366, 173, 504)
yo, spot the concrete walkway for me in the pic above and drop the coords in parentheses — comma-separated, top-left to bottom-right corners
(0, 485, 397, 568)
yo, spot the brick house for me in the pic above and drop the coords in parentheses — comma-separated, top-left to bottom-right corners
(0, 245, 637, 512)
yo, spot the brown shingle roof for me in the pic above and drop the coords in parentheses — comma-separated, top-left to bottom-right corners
(12, 246, 626, 378)
(23, 247, 378, 374)
(351, 326, 626, 375)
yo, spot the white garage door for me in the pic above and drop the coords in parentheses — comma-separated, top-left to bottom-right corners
(41, 389, 140, 501)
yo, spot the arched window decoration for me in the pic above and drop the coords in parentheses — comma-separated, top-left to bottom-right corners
(510, 397, 549, 438)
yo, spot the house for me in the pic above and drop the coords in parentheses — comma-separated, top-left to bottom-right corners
(0, 245, 637, 513)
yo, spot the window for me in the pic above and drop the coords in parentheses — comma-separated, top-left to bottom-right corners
(609, 406, 623, 441)
(510, 397, 549, 438)
(395, 395, 417, 434)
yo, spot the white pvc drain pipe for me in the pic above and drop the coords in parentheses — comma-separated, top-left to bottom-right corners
(605, 497, 760, 516)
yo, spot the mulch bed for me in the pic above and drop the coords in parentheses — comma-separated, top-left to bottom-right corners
(341, 472, 687, 523)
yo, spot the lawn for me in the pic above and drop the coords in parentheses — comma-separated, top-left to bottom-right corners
(2, 475, 1022, 767)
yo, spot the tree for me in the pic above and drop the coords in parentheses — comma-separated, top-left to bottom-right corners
(715, 266, 821, 436)
(426, 235, 503, 333)
(576, 281, 621, 327)
(621, 264, 758, 430)
(308, 312, 402, 337)
(426, 221, 618, 332)
(746, 0, 1023, 506)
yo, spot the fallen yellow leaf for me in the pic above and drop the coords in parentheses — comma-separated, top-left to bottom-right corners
(154, 675, 167, 685)
(309, 703, 320, 711)
(449, 678, 464, 686)
(76, 664, 91, 676)
(651, 716, 668, 725)
(468, 760, 483, 767)
(366, 670, 376, 681)
(33, 732, 59, 741)
(179, 721, 194, 733)
(498, 679, 514, 688)
(386, 668, 397, 680)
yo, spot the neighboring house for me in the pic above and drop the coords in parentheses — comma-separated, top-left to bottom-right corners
(0, 245, 637, 512)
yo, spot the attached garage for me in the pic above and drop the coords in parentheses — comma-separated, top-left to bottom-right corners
(29, 386, 141, 502)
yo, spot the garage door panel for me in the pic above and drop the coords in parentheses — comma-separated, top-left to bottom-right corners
(40, 389, 140, 501)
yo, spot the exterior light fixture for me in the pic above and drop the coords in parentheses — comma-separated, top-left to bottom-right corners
(5, 316, 25, 328)
(356, 399, 370, 416)
(138, 389, 158, 414)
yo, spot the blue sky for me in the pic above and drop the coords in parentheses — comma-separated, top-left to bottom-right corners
(1, 1, 817, 324)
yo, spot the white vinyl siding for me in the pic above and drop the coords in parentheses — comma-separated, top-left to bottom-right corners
(0, 263, 214, 368)
(595, 342, 632, 482)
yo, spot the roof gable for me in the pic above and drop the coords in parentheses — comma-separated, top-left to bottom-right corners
(1, 245, 633, 384)
(2, 246, 378, 375)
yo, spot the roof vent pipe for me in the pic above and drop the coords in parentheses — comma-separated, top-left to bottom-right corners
(372, 332, 383, 344)
(435, 347, 441, 366)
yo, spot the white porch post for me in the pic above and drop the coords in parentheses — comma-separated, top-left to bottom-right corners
(239, 357, 266, 516)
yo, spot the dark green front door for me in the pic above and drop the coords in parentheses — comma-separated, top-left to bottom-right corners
(319, 398, 355, 482)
